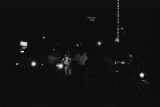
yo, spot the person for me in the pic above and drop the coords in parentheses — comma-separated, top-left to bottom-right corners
(62, 53, 72, 76)
(71, 52, 88, 96)
(47, 55, 58, 65)
(74, 52, 88, 66)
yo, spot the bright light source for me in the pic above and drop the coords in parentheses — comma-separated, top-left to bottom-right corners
(56, 63, 64, 69)
(42, 36, 46, 39)
(20, 50, 25, 53)
(76, 44, 79, 47)
(31, 61, 37, 67)
(115, 37, 120, 43)
(140, 72, 145, 78)
(120, 61, 126, 64)
(97, 41, 102, 46)
(41, 64, 44, 66)
(20, 41, 28, 47)
(16, 62, 19, 66)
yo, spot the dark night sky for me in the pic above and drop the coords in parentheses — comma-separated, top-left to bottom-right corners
(0, 1, 158, 107)
(1, 0, 158, 75)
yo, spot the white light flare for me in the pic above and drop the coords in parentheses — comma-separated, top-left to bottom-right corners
(16, 62, 19, 66)
(31, 61, 37, 67)
(20, 50, 25, 54)
(42, 36, 46, 39)
(97, 41, 102, 46)
(139, 72, 145, 78)
(56, 63, 64, 69)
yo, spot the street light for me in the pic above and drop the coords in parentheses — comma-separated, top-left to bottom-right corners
(139, 72, 145, 79)
(31, 61, 37, 67)
(97, 41, 102, 46)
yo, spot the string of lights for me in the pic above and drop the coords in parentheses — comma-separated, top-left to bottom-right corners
(115, 0, 120, 43)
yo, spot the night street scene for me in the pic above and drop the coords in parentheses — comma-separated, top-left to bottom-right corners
(0, 0, 158, 107)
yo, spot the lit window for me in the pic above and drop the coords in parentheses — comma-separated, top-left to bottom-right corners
(20, 41, 28, 47)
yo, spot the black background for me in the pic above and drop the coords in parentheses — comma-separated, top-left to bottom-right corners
(1, 0, 158, 107)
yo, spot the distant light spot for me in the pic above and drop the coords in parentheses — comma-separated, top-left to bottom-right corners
(97, 41, 102, 46)
(31, 61, 37, 67)
(115, 70, 119, 73)
(120, 61, 126, 64)
(87, 16, 96, 22)
(20, 41, 28, 47)
(16, 62, 19, 66)
(76, 43, 79, 47)
(140, 72, 145, 78)
(42, 36, 46, 39)
(115, 37, 120, 43)
(121, 27, 124, 30)
(20, 50, 25, 53)
(20, 41, 27, 52)
(115, 61, 117, 65)
(129, 54, 133, 58)
(56, 63, 64, 69)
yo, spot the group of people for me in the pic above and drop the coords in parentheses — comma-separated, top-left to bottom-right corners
(47, 49, 150, 97)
